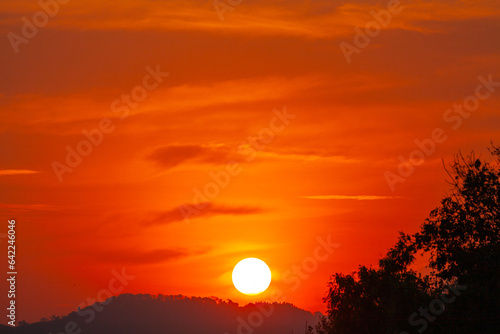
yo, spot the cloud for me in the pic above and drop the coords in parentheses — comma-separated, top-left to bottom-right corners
(147, 141, 360, 170)
(143, 203, 265, 226)
(0, 169, 40, 176)
(0, 75, 323, 128)
(0, 0, 348, 38)
(96, 248, 210, 265)
(257, 150, 361, 163)
(147, 144, 243, 169)
(301, 195, 402, 200)
(2, 0, 498, 39)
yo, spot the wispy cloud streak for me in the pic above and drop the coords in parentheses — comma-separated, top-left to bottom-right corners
(0, 169, 40, 176)
(301, 195, 402, 200)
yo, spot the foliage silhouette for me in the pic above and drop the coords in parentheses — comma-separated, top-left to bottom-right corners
(318, 145, 500, 334)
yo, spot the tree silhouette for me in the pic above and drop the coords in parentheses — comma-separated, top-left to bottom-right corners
(316, 266, 430, 334)
(318, 145, 500, 334)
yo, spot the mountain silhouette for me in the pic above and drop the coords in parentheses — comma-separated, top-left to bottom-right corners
(3, 294, 321, 334)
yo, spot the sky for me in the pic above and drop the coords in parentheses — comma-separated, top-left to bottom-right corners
(1, 0, 500, 324)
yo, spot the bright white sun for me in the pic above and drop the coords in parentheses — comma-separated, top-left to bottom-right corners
(232, 258, 272, 295)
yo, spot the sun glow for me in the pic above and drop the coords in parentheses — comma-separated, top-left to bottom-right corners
(232, 258, 272, 295)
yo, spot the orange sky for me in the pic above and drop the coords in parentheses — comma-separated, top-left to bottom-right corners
(1, 0, 500, 324)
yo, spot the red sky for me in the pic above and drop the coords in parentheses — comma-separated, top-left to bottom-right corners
(1, 0, 500, 324)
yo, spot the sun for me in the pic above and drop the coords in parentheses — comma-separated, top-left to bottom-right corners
(232, 258, 272, 295)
